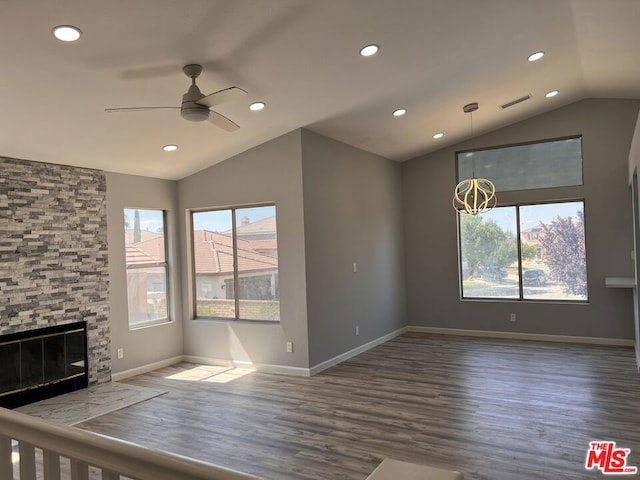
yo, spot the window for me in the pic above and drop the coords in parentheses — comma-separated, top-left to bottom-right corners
(457, 136, 583, 191)
(191, 204, 280, 322)
(124, 209, 169, 327)
(459, 201, 587, 301)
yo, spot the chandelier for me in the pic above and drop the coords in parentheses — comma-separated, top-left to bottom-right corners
(452, 102, 497, 216)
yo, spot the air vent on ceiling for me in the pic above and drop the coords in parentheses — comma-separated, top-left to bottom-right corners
(500, 94, 531, 109)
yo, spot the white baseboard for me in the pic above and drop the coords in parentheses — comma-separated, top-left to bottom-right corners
(407, 326, 635, 347)
(309, 327, 408, 376)
(113, 326, 632, 382)
(111, 355, 183, 382)
(182, 355, 311, 377)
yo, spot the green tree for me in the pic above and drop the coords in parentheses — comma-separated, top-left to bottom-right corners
(521, 243, 538, 261)
(460, 215, 517, 278)
(538, 211, 587, 296)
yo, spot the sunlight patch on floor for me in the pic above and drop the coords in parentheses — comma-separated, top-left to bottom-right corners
(164, 365, 254, 383)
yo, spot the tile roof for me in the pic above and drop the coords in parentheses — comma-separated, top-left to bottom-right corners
(124, 229, 162, 244)
(126, 235, 165, 264)
(235, 215, 276, 235)
(125, 243, 158, 264)
(124, 228, 278, 274)
(194, 230, 278, 275)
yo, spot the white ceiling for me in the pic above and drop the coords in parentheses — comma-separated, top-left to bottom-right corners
(1, 0, 638, 180)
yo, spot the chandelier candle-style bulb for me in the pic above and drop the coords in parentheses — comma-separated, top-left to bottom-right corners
(453, 177, 497, 215)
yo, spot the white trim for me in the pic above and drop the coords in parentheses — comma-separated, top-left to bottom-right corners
(111, 327, 635, 382)
(407, 326, 635, 346)
(309, 327, 408, 376)
(181, 355, 233, 368)
(111, 356, 183, 382)
(182, 355, 311, 377)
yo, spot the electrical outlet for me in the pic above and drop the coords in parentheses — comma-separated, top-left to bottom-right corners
(117, 348, 124, 359)
(355, 325, 360, 335)
(353, 262, 357, 273)
(510, 313, 517, 322)
(286, 341, 293, 353)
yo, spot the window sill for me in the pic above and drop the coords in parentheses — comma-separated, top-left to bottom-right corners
(460, 297, 589, 305)
(191, 316, 280, 325)
(129, 318, 173, 331)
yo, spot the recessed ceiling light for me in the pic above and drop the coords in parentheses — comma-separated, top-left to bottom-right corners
(392, 108, 407, 117)
(527, 51, 544, 62)
(249, 102, 265, 111)
(433, 132, 444, 139)
(360, 44, 379, 57)
(52, 25, 82, 42)
(545, 90, 559, 98)
(162, 144, 178, 152)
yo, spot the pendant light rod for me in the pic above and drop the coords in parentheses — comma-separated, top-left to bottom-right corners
(452, 102, 497, 216)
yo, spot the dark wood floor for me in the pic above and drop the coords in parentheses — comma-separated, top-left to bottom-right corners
(77, 333, 640, 479)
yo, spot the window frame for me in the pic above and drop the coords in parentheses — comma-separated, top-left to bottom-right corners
(457, 199, 588, 303)
(190, 202, 280, 323)
(124, 208, 171, 329)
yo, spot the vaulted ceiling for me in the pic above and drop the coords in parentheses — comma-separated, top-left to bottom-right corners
(1, 0, 638, 180)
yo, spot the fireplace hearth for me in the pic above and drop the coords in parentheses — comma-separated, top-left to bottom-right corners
(0, 322, 88, 409)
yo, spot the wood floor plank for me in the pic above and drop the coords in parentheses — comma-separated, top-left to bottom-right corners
(77, 333, 640, 479)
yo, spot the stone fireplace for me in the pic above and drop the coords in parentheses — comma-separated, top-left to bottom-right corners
(0, 156, 110, 402)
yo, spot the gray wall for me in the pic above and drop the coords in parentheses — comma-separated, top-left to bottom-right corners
(178, 130, 310, 369)
(403, 99, 640, 340)
(106, 172, 183, 374)
(301, 130, 406, 366)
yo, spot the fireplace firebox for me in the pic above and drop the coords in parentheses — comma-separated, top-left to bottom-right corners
(0, 322, 88, 409)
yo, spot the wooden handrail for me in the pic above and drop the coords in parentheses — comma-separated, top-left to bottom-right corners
(0, 407, 263, 480)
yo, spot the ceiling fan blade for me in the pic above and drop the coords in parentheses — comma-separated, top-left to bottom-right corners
(105, 107, 179, 113)
(198, 87, 247, 108)
(208, 110, 240, 132)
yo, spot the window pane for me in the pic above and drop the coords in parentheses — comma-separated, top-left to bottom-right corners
(458, 137, 582, 192)
(124, 208, 169, 326)
(126, 266, 168, 325)
(235, 206, 280, 321)
(520, 202, 587, 301)
(460, 207, 519, 299)
(192, 210, 236, 319)
(124, 209, 165, 263)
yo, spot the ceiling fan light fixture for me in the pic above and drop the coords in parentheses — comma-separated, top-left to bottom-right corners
(180, 105, 209, 122)
(360, 44, 379, 57)
(527, 51, 544, 62)
(249, 102, 265, 111)
(52, 25, 82, 42)
(162, 145, 178, 152)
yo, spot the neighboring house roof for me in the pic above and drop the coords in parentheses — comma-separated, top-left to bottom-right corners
(124, 229, 162, 244)
(125, 244, 158, 264)
(234, 216, 277, 236)
(194, 230, 278, 275)
(247, 239, 278, 253)
(521, 226, 543, 234)
(124, 228, 278, 274)
(125, 230, 165, 264)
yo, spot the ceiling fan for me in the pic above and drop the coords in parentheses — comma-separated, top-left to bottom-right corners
(105, 64, 247, 132)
